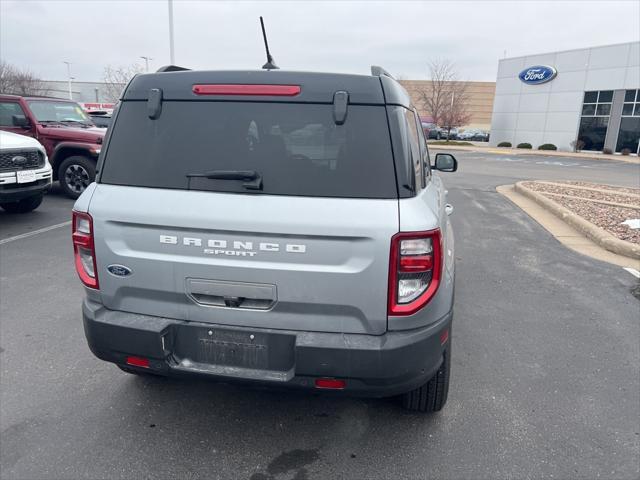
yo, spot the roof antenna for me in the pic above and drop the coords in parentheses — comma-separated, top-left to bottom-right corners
(260, 16, 278, 70)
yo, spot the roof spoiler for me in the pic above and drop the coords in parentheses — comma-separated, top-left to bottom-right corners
(156, 65, 191, 72)
(370, 65, 395, 80)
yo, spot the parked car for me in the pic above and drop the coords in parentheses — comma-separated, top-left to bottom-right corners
(87, 111, 112, 129)
(427, 127, 458, 140)
(421, 122, 436, 138)
(458, 129, 490, 142)
(427, 126, 443, 139)
(0, 130, 52, 213)
(73, 66, 457, 412)
(0, 95, 105, 198)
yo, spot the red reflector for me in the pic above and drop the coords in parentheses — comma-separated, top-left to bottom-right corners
(126, 356, 150, 368)
(315, 378, 346, 390)
(72, 232, 91, 248)
(440, 329, 449, 345)
(192, 84, 301, 96)
(399, 254, 433, 272)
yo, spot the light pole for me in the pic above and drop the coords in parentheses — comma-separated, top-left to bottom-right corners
(63, 61, 73, 99)
(168, 0, 175, 64)
(140, 56, 153, 72)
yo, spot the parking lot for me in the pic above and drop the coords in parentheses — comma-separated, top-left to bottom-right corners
(1, 151, 639, 479)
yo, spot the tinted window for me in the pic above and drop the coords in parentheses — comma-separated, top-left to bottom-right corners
(598, 90, 613, 103)
(0, 102, 26, 126)
(577, 117, 609, 151)
(101, 101, 397, 199)
(403, 109, 422, 190)
(615, 117, 640, 153)
(583, 91, 598, 103)
(413, 110, 430, 186)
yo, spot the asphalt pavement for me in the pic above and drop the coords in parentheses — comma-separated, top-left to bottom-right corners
(1, 152, 639, 479)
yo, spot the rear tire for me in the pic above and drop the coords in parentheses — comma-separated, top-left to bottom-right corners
(58, 155, 95, 199)
(0, 193, 44, 213)
(402, 348, 450, 413)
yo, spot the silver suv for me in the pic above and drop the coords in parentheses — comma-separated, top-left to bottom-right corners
(73, 66, 457, 412)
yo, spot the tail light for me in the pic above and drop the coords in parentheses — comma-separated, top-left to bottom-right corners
(388, 229, 442, 316)
(72, 211, 99, 289)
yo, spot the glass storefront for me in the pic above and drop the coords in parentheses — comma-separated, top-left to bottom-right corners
(577, 91, 612, 151)
(616, 89, 640, 154)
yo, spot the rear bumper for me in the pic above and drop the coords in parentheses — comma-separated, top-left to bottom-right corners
(83, 299, 452, 397)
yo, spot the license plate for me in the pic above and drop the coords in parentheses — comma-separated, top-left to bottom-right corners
(198, 330, 268, 369)
(16, 170, 37, 184)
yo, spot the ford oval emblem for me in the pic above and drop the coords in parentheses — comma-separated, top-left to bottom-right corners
(107, 264, 132, 277)
(518, 65, 557, 85)
(11, 156, 28, 166)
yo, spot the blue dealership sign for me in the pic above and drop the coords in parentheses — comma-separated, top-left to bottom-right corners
(518, 65, 557, 85)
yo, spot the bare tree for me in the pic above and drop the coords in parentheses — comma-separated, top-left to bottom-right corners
(419, 59, 472, 141)
(0, 61, 49, 96)
(102, 63, 143, 102)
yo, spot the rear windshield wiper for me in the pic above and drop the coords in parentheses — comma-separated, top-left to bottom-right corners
(186, 170, 263, 190)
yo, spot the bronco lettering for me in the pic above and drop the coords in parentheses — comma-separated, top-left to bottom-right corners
(159, 235, 307, 255)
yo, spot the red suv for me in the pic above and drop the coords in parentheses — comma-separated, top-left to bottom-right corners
(0, 95, 105, 198)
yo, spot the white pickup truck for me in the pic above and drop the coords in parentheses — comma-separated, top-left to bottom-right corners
(0, 130, 52, 213)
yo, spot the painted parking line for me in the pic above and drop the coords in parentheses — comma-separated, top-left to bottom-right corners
(623, 267, 640, 279)
(0, 221, 71, 245)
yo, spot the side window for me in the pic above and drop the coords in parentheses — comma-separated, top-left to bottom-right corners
(0, 102, 27, 127)
(413, 110, 431, 185)
(403, 108, 423, 190)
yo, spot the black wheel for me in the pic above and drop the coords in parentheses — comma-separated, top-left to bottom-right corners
(402, 348, 450, 413)
(0, 193, 44, 213)
(58, 155, 95, 199)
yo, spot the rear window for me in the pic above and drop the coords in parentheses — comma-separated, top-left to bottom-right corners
(100, 101, 397, 198)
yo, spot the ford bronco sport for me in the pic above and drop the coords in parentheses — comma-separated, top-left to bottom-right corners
(0, 95, 104, 199)
(73, 66, 458, 412)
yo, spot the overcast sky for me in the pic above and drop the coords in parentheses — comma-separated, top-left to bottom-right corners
(1, 0, 639, 82)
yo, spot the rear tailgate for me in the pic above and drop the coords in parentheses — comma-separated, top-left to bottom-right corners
(90, 185, 397, 335)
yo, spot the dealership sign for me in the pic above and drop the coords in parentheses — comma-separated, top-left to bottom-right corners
(518, 65, 557, 85)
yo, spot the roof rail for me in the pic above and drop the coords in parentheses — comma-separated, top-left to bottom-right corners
(156, 65, 191, 73)
(370, 65, 395, 80)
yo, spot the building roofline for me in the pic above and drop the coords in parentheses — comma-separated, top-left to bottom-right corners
(499, 39, 640, 62)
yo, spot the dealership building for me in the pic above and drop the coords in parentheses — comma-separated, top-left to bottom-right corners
(489, 41, 640, 154)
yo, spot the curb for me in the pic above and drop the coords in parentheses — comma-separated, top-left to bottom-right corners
(428, 144, 640, 164)
(514, 182, 640, 260)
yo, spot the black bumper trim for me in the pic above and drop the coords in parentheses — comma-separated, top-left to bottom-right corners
(83, 299, 452, 397)
(0, 179, 51, 202)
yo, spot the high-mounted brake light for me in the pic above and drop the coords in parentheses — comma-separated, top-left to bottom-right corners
(388, 229, 442, 316)
(192, 84, 301, 96)
(72, 211, 99, 289)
